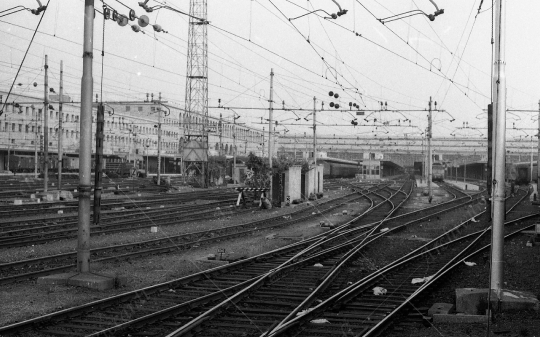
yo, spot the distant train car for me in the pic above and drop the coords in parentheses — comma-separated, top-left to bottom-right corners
(510, 162, 537, 184)
(63, 157, 79, 172)
(323, 161, 359, 178)
(432, 162, 445, 182)
(7, 154, 59, 173)
(7, 155, 35, 173)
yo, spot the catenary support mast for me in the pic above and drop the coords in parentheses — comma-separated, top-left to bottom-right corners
(490, 0, 507, 296)
(77, 0, 95, 273)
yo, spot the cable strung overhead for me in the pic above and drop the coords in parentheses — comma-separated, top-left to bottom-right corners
(379, 0, 444, 24)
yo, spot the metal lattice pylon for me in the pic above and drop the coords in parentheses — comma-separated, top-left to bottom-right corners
(183, 0, 209, 187)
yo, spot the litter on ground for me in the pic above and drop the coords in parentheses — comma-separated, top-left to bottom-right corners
(373, 287, 387, 295)
(411, 275, 434, 284)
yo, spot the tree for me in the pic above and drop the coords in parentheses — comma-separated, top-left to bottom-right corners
(244, 153, 270, 188)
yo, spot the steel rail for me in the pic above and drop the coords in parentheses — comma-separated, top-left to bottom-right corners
(162, 182, 413, 337)
(0, 184, 386, 335)
(263, 180, 486, 334)
(0, 199, 242, 247)
(363, 212, 539, 336)
(0, 188, 375, 284)
(263, 187, 529, 336)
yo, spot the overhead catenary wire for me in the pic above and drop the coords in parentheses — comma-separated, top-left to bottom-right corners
(0, 0, 51, 117)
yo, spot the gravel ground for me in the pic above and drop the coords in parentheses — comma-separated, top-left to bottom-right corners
(382, 202, 540, 337)
(0, 189, 365, 326)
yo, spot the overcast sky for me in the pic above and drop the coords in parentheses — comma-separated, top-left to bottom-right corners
(1, 0, 539, 140)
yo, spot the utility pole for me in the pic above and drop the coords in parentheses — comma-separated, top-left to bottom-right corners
(157, 92, 162, 185)
(93, 104, 104, 225)
(313, 96, 317, 194)
(6, 114, 10, 172)
(464, 160, 466, 183)
(490, 0, 507, 297)
(268, 69, 274, 202)
(487, 104, 493, 220)
(537, 100, 540, 194)
(77, 0, 95, 274)
(58, 61, 63, 189)
(262, 126, 265, 158)
(219, 113, 223, 156)
(530, 135, 533, 184)
(427, 97, 433, 200)
(233, 115, 237, 183)
(33, 105, 38, 178)
(421, 136, 424, 183)
(43, 55, 49, 192)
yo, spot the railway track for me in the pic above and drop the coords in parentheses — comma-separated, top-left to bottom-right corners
(0, 181, 403, 336)
(122, 187, 524, 337)
(0, 198, 243, 248)
(0, 183, 382, 285)
(0, 190, 236, 218)
(0, 179, 476, 336)
(0, 181, 527, 336)
(257, 188, 533, 337)
(0, 177, 168, 198)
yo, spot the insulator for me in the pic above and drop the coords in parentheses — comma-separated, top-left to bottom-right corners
(104, 7, 111, 19)
(334, 93, 339, 98)
(329, 102, 334, 107)
(138, 15, 149, 27)
(349, 102, 352, 106)
(117, 15, 129, 27)
(335, 104, 340, 109)
(131, 25, 141, 33)
(328, 91, 334, 96)
(153, 24, 162, 32)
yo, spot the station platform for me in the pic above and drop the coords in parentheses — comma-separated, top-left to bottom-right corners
(445, 180, 480, 191)
(415, 179, 438, 188)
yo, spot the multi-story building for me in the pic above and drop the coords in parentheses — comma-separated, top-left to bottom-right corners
(0, 90, 271, 173)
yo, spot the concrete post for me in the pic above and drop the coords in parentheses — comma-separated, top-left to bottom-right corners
(33, 106, 38, 178)
(537, 100, 540, 193)
(233, 115, 237, 183)
(490, 0, 507, 297)
(43, 55, 49, 192)
(313, 96, 317, 193)
(157, 93, 162, 185)
(268, 69, 274, 201)
(58, 60, 63, 189)
(77, 0, 95, 274)
(428, 98, 432, 198)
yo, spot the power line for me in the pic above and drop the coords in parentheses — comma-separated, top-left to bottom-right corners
(0, 0, 51, 117)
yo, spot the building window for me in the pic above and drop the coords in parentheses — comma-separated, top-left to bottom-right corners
(138, 106, 143, 112)
(151, 107, 155, 112)
(126, 106, 131, 112)
(12, 123, 15, 131)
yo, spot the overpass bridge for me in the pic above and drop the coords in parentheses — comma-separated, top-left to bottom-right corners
(278, 135, 537, 167)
